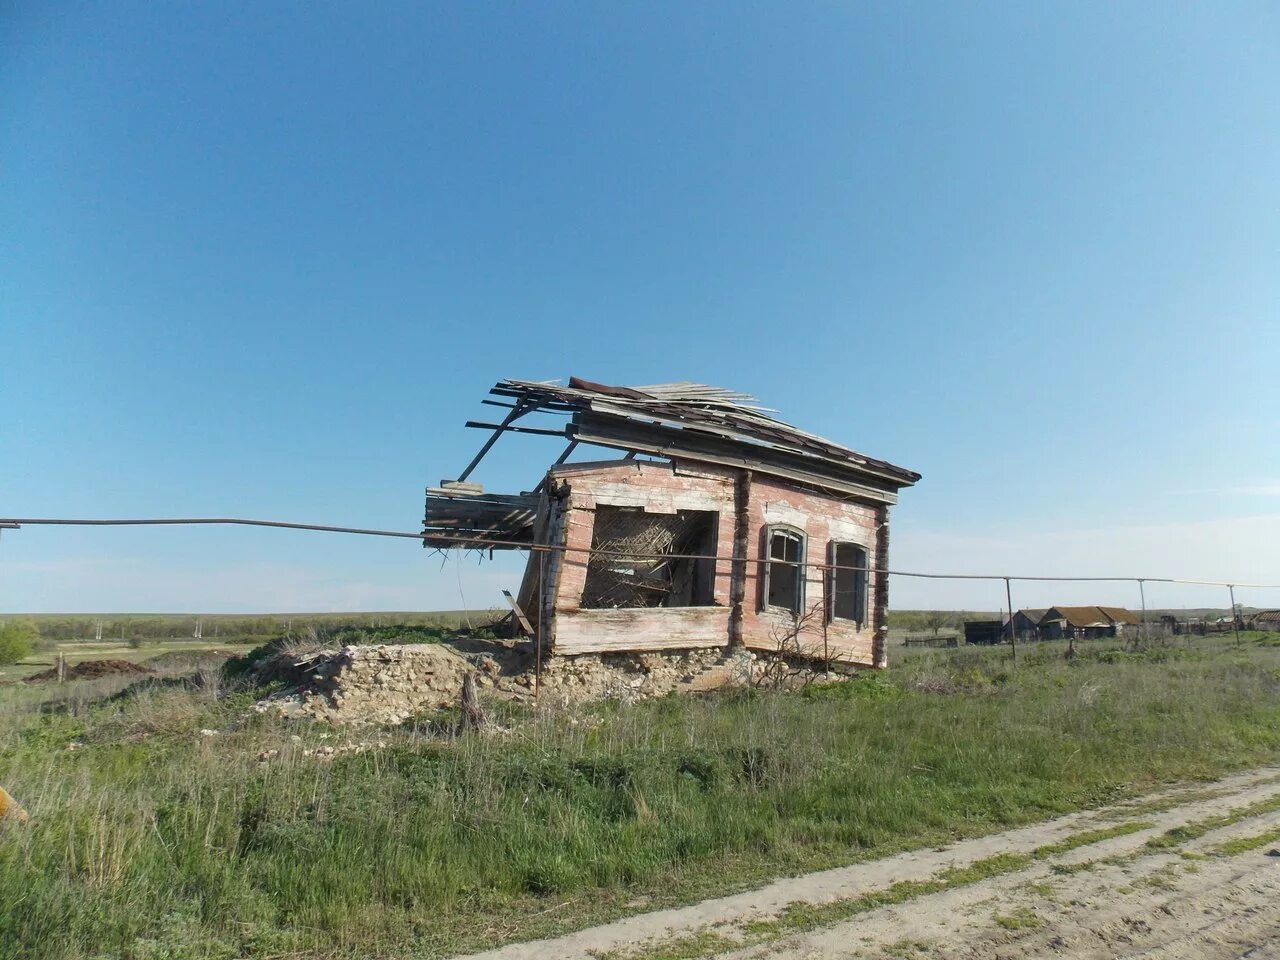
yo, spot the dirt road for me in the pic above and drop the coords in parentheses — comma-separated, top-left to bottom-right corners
(460, 766, 1280, 960)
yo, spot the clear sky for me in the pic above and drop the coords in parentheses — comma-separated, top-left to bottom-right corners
(3, 2, 1279, 615)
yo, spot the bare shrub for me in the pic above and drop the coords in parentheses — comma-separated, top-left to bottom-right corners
(753, 601, 832, 690)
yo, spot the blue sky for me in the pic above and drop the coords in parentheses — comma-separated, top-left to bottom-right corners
(3, 2, 1279, 614)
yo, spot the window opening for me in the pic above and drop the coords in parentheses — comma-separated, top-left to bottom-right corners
(829, 541, 868, 626)
(763, 526, 805, 614)
(580, 506, 718, 609)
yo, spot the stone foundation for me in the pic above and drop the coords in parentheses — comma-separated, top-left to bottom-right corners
(253, 641, 805, 725)
(537, 647, 748, 704)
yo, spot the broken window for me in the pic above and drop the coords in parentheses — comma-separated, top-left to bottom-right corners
(580, 506, 718, 609)
(763, 525, 805, 614)
(828, 541, 868, 627)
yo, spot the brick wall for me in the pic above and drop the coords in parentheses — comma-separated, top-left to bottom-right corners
(542, 459, 889, 667)
(738, 474, 881, 665)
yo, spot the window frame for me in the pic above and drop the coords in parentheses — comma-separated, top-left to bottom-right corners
(827, 540, 869, 628)
(761, 524, 807, 615)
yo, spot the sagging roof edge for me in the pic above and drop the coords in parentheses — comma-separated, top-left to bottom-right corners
(423, 377, 922, 547)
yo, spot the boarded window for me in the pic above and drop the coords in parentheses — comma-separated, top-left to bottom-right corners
(763, 526, 805, 614)
(580, 507, 718, 609)
(829, 541, 868, 626)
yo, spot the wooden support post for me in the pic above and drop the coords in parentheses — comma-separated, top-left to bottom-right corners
(535, 549, 545, 696)
(459, 673, 486, 732)
(500, 589, 534, 636)
(873, 506, 890, 668)
(728, 469, 751, 648)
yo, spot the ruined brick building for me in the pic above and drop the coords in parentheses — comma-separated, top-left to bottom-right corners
(422, 378, 920, 669)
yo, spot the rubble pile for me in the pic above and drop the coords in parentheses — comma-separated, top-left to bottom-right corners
(255, 643, 481, 726)
(252, 641, 754, 725)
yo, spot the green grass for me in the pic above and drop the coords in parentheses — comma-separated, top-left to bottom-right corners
(0, 639, 261, 682)
(1, 635, 1280, 959)
(2, 611, 505, 646)
(1143, 794, 1280, 850)
(1207, 825, 1280, 856)
(993, 907, 1042, 931)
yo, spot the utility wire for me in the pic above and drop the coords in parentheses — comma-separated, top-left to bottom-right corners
(1, 516, 1278, 590)
(0, 516, 422, 539)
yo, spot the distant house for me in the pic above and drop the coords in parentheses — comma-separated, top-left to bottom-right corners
(1004, 608, 1047, 641)
(1249, 610, 1280, 631)
(1039, 606, 1141, 640)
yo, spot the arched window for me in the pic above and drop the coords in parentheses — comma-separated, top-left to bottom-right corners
(828, 541, 868, 627)
(763, 525, 806, 614)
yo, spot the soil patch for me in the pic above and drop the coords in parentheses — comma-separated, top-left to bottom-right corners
(24, 659, 154, 683)
(143, 649, 239, 672)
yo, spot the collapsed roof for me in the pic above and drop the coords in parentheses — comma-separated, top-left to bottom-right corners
(423, 376, 921, 550)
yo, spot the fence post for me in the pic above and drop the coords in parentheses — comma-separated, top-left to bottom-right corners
(1229, 584, 1240, 648)
(1004, 578, 1016, 667)
(1138, 578, 1147, 647)
(535, 548, 545, 697)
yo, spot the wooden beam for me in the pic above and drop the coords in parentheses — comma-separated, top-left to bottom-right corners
(728, 468, 751, 648)
(455, 402, 528, 483)
(464, 421, 568, 438)
(873, 504, 890, 668)
(482, 398, 576, 414)
(501, 589, 535, 635)
(552, 607, 730, 654)
(427, 481, 484, 496)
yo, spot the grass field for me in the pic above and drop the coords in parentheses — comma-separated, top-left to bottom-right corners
(2, 631, 1279, 959)
(0, 639, 260, 683)
(0, 611, 506, 650)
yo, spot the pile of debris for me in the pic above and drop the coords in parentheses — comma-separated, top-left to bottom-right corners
(24, 659, 153, 683)
(254, 643, 482, 726)
(250, 640, 750, 725)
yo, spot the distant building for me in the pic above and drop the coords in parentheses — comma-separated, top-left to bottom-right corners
(1249, 610, 1280, 631)
(964, 620, 1004, 645)
(1004, 608, 1047, 641)
(1039, 606, 1141, 640)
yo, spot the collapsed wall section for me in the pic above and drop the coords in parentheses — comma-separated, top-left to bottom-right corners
(546, 460, 737, 655)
